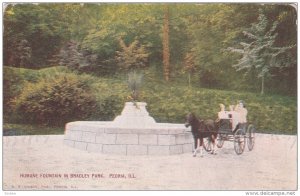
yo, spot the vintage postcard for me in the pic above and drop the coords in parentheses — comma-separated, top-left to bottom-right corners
(2, 2, 297, 193)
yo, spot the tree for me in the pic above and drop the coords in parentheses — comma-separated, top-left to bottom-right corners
(9, 39, 32, 67)
(80, 4, 161, 74)
(264, 4, 297, 96)
(58, 40, 86, 69)
(228, 9, 293, 94)
(162, 5, 170, 81)
(183, 51, 196, 87)
(3, 3, 81, 67)
(115, 39, 149, 71)
(183, 4, 261, 89)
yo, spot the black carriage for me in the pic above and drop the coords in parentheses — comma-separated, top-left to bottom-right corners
(216, 119, 256, 155)
(202, 112, 256, 155)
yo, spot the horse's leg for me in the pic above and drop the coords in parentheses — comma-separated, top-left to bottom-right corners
(193, 136, 198, 157)
(199, 137, 204, 157)
(211, 134, 217, 155)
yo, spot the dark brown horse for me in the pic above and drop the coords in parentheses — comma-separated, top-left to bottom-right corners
(185, 113, 218, 157)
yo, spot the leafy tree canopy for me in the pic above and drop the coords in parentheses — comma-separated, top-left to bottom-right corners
(3, 3, 297, 95)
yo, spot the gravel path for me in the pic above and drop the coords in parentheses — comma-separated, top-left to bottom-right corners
(3, 133, 297, 190)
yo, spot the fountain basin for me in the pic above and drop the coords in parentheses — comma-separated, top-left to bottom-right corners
(64, 102, 194, 155)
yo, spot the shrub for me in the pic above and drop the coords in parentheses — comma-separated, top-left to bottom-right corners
(92, 95, 124, 121)
(4, 67, 40, 119)
(89, 79, 128, 121)
(3, 67, 24, 116)
(13, 72, 97, 126)
(4, 66, 74, 122)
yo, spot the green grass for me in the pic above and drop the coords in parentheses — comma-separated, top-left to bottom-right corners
(3, 66, 297, 135)
(3, 123, 64, 136)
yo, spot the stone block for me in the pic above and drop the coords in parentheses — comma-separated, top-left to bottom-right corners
(65, 122, 79, 130)
(74, 141, 88, 151)
(155, 128, 171, 135)
(175, 134, 185, 145)
(87, 143, 102, 153)
(67, 125, 86, 132)
(168, 129, 185, 134)
(176, 133, 194, 144)
(127, 145, 148, 155)
(148, 146, 170, 155)
(139, 134, 157, 145)
(155, 128, 170, 135)
(105, 128, 137, 134)
(158, 135, 176, 145)
(170, 145, 183, 155)
(187, 134, 194, 143)
(105, 127, 169, 134)
(116, 134, 138, 145)
(64, 139, 75, 147)
(66, 121, 107, 132)
(85, 126, 105, 133)
(104, 127, 122, 134)
(96, 133, 116, 144)
(183, 143, 193, 153)
(102, 145, 127, 155)
(81, 131, 96, 143)
(65, 130, 82, 141)
(64, 130, 72, 140)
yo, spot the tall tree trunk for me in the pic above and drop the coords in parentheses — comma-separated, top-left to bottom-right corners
(188, 72, 191, 87)
(163, 5, 170, 81)
(261, 74, 265, 94)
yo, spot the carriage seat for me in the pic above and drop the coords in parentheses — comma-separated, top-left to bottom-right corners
(218, 103, 248, 131)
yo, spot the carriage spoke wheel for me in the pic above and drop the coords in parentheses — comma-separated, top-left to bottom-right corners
(246, 124, 256, 151)
(217, 134, 225, 148)
(203, 138, 212, 152)
(234, 129, 245, 155)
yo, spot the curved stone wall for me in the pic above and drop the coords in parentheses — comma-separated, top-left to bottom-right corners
(64, 121, 194, 155)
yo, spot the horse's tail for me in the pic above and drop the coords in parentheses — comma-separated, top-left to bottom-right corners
(215, 118, 224, 132)
(205, 119, 216, 132)
(207, 119, 218, 138)
(205, 120, 218, 141)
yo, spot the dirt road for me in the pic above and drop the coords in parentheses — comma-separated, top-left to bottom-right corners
(2, 133, 297, 190)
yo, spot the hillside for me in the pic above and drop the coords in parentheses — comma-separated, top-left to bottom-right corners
(3, 66, 297, 135)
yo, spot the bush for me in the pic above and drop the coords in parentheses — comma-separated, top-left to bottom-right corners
(89, 78, 128, 121)
(92, 95, 124, 121)
(3, 66, 73, 123)
(4, 67, 23, 115)
(3, 67, 40, 119)
(13, 72, 98, 126)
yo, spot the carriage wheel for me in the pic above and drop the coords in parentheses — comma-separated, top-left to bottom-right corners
(234, 129, 245, 155)
(203, 138, 212, 152)
(217, 134, 225, 148)
(246, 124, 256, 151)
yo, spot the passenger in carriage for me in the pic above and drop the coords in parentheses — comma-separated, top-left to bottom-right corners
(229, 105, 239, 131)
(217, 101, 248, 132)
(233, 100, 248, 131)
(217, 104, 234, 130)
(217, 104, 227, 119)
(235, 100, 247, 123)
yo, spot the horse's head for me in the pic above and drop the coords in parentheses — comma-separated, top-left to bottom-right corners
(185, 113, 197, 128)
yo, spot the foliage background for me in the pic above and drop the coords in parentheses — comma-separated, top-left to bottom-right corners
(3, 3, 297, 135)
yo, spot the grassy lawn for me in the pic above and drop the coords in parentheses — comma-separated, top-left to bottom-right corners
(3, 123, 64, 136)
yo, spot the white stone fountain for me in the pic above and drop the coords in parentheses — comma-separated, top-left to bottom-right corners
(64, 102, 194, 155)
